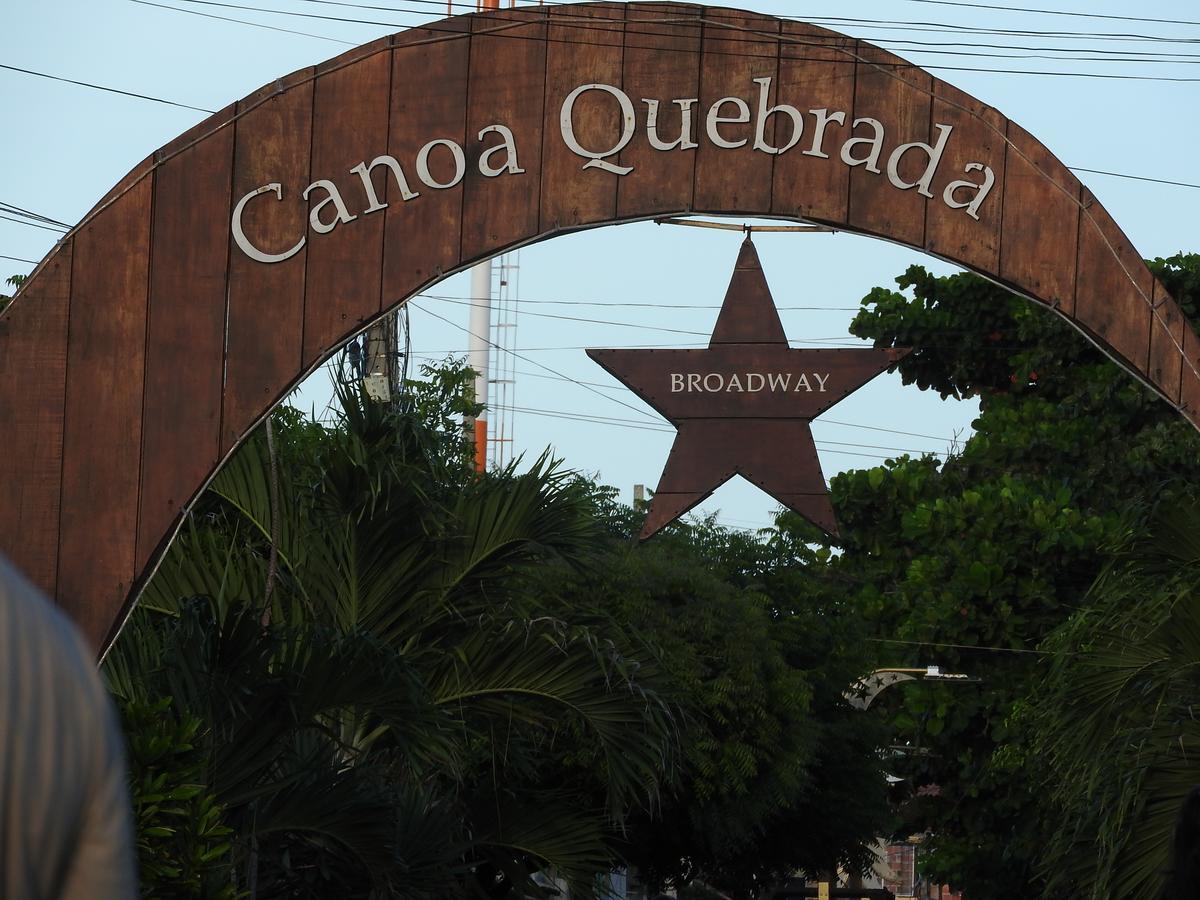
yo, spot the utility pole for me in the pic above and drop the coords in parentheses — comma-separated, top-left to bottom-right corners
(464, 0, 501, 472)
(361, 318, 394, 403)
(467, 259, 491, 472)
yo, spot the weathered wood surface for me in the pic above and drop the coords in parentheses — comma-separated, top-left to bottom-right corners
(58, 178, 152, 646)
(0, 2, 1191, 652)
(0, 243, 71, 596)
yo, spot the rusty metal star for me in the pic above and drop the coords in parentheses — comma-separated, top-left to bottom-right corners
(587, 237, 909, 539)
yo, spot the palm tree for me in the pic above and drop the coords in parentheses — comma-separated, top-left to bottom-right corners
(1030, 500, 1200, 899)
(106, 373, 676, 898)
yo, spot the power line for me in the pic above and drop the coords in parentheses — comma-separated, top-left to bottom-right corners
(511, 404, 936, 461)
(422, 293, 862, 312)
(871, 35, 1200, 59)
(0, 63, 215, 113)
(0, 254, 39, 265)
(412, 354, 965, 446)
(91, 2, 1200, 187)
(0, 202, 69, 229)
(129, 0, 357, 45)
(424, 295, 863, 341)
(426, 294, 714, 337)
(870, 637, 1051, 656)
(315, 0, 1200, 45)
(309, 0, 1200, 35)
(411, 302, 665, 422)
(1066, 167, 1200, 191)
(897, 0, 1200, 29)
(144, 0, 1200, 61)
(791, 12, 1200, 45)
(0, 214, 68, 234)
(159, 0, 1200, 79)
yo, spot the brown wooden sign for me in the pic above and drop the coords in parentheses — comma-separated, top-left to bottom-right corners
(589, 238, 907, 537)
(0, 3, 1195, 652)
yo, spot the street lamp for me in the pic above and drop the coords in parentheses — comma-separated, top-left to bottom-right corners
(846, 666, 979, 710)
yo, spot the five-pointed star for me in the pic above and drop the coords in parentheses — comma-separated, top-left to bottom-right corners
(587, 237, 909, 540)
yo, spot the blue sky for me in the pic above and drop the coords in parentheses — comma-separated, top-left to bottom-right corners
(3, 0, 1197, 529)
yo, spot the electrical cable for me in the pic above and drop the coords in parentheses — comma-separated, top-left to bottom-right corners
(869, 637, 1052, 655)
(98, 1, 1200, 187)
(139, 0, 1200, 60)
(0, 254, 39, 265)
(408, 349, 956, 451)
(0, 202, 69, 229)
(0, 214, 68, 234)
(299, 0, 1200, 38)
(896, 0, 1200, 29)
(0, 63, 215, 113)
(420, 293, 863, 312)
(130, 0, 357, 44)
(410, 354, 966, 445)
(298, 0, 1200, 45)
(511, 404, 936, 460)
(161, 0, 1200, 69)
(426, 294, 714, 337)
(410, 301, 666, 421)
(1065, 167, 1200, 191)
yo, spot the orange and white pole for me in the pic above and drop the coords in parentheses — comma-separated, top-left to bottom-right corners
(468, 260, 491, 472)
(466, 0, 501, 473)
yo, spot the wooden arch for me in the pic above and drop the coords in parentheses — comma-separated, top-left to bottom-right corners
(2, 2, 1195, 651)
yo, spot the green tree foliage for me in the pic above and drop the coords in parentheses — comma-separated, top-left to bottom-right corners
(0, 273, 26, 313)
(528, 499, 890, 898)
(1026, 501, 1200, 899)
(799, 253, 1200, 896)
(121, 697, 235, 898)
(108, 355, 898, 898)
(106, 367, 677, 898)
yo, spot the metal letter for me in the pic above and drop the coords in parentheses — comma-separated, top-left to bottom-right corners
(302, 178, 357, 235)
(942, 162, 996, 220)
(752, 77, 804, 155)
(839, 117, 885, 174)
(804, 108, 846, 158)
(706, 97, 751, 149)
(643, 98, 698, 151)
(477, 124, 526, 177)
(560, 83, 635, 176)
(416, 138, 467, 189)
(230, 183, 306, 264)
(351, 156, 419, 214)
(886, 123, 953, 199)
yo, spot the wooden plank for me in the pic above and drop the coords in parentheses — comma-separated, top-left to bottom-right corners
(1074, 189, 1152, 374)
(1181, 324, 1200, 427)
(461, 8, 548, 262)
(693, 9, 780, 214)
(616, 3, 701, 220)
(540, 3, 624, 231)
(58, 178, 152, 649)
(381, 22, 471, 298)
(222, 71, 315, 455)
(998, 121, 1081, 315)
(302, 47, 391, 369)
(156, 102, 237, 164)
(924, 79, 1005, 274)
(847, 44, 932, 246)
(0, 242, 72, 596)
(770, 22, 855, 224)
(82, 154, 154, 224)
(1148, 279, 1184, 406)
(136, 126, 235, 574)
